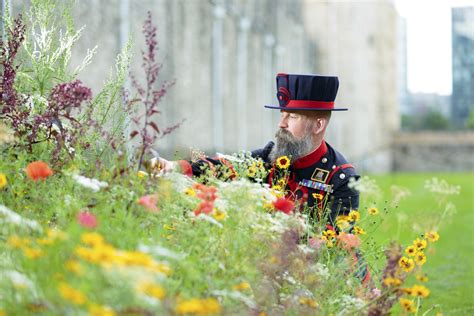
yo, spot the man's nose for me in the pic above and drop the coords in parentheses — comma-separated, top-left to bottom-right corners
(278, 116, 288, 128)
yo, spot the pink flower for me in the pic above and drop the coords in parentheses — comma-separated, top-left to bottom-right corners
(337, 233, 361, 250)
(309, 237, 325, 249)
(371, 288, 381, 298)
(77, 211, 97, 229)
(138, 194, 159, 212)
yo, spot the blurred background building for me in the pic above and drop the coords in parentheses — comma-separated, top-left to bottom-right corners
(452, 6, 474, 128)
(6, 0, 474, 173)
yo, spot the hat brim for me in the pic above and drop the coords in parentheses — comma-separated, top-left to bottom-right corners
(264, 105, 348, 111)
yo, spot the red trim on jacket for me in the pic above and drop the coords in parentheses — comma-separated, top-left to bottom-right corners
(293, 141, 328, 169)
(326, 163, 354, 184)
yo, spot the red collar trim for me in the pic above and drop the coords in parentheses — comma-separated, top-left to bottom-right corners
(293, 141, 328, 169)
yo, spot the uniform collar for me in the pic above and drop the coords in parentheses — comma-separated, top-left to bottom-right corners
(293, 141, 328, 169)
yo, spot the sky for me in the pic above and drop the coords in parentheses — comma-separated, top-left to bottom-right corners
(395, 0, 474, 95)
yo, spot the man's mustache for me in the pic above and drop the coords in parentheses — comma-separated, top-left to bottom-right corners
(275, 128, 297, 142)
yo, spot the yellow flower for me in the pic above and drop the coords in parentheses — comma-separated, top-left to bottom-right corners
(353, 226, 366, 235)
(233, 281, 251, 291)
(336, 218, 350, 230)
(163, 224, 176, 231)
(312, 193, 324, 200)
(23, 247, 42, 259)
(276, 156, 290, 169)
(399, 256, 415, 272)
(88, 304, 116, 316)
(414, 252, 427, 266)
(383, 277, 401, 287)
(298, 297, 318, 308)
(0, 173, 7, 189)
(37, 238, 54, 246)
(401, 287, 414, 296)
(416, 274, 429, 282)
(368, 207, 379, 215)
(399, 298, 416, 313)
(272, 184, 283, 192)
(322, 229, 336, 239)
(263, 203, 274, 212)
(321, 236, 334, 248)
(137, 171, 148, 178)
(425, 231, 440, 242)
(212, 208, 227, 221)
(58, 283, 86, 305)
(411, 284, 430, 298)
(0, 309, 5, 316)
(81, 232, 105, 248)
(336, 215, 350, 222)
(348, 210, 360, 222)
(405, 245, 417, 257)
(65, 260, 83, 275)
(185, 187, 197, 197)
(47, 228, 68, 241)
(247, 163, 257, 177)
(138, 282, 166, 300)
(413, 238, 427, 251)
(7, 235, 30, 249)
(176, 298, 221, 314)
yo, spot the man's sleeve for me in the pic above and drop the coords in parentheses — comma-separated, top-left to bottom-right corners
(176, 141, 274, 179)
(251, 141, 274, 163)
(177, 156, 231, 178)
(327, 166, 360, 224)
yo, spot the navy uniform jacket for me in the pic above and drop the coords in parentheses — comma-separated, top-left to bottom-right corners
(251, 141, 360, 223)
(185, 140, 359, 224)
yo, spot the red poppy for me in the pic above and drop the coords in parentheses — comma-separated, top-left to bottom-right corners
(25, 161, 54, 181)
(272, 198, 294, 214)
(177, 160, 193, 177)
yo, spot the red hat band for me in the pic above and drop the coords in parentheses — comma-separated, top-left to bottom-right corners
(285, 100, 335, 110)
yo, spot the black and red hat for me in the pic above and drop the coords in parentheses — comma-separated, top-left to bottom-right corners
(264, 73, 348, 111)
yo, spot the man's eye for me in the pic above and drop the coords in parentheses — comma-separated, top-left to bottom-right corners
(289, 114, 298, 119)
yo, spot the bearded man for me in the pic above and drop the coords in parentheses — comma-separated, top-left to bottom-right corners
(155, 73, 359, 224)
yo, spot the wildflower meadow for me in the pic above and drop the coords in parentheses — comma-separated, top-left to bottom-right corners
(1, 2, 471, 315)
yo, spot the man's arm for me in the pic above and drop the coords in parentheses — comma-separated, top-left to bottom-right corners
(151, 141, 275, 177)
(327, 166, 360, 225)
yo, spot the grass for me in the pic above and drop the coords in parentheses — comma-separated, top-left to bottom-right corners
(361, 173, 474, 315)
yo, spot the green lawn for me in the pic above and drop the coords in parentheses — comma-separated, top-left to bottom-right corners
(361, 173, 474, 315)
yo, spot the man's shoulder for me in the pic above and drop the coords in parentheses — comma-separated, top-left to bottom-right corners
(325, 142, 352, 167)
(251, 141, 274, 162)
(325, 142, 359, 187)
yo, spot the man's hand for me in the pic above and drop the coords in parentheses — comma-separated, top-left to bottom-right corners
(147, 157, 177, 175)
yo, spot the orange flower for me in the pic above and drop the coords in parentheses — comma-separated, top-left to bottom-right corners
(25, 161, 53, 181)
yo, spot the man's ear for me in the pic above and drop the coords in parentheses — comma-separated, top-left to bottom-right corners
(312, 117, 327, 135)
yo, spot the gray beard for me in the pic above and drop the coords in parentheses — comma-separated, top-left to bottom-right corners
(269, 128, 314, 163)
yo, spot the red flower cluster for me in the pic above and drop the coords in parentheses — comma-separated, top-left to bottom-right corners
(193, 183, 217, 216)
(272, 197, 294, 215)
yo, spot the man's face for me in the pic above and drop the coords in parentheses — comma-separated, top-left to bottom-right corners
(277, 111, 310, 139)
(269, 111, 315, 162)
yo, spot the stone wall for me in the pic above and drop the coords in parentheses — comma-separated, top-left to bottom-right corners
(393, 132, 474, 172)
(10, 0, 399, 172)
